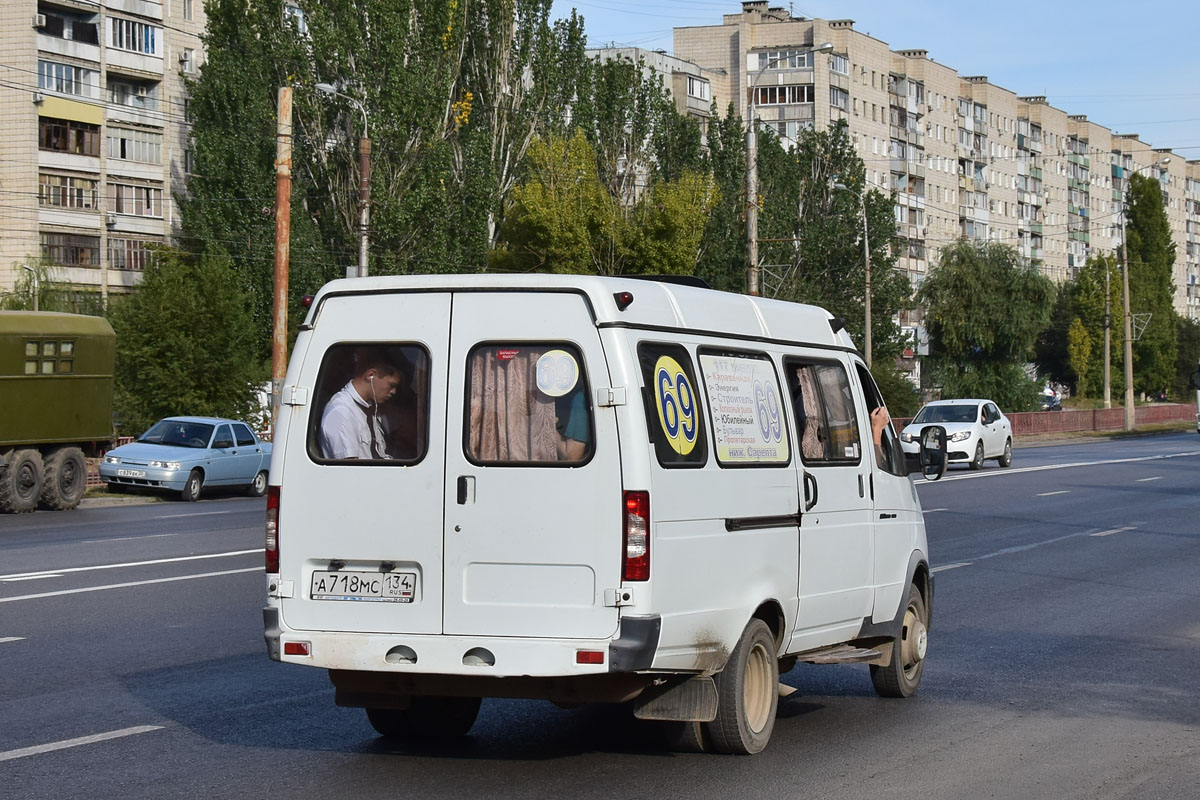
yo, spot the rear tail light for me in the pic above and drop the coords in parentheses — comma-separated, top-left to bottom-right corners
(265, 486, 280, 573)
(623, 490, 649, 581)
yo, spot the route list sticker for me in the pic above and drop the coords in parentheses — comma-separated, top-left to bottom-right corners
(698, 354, 789, 464)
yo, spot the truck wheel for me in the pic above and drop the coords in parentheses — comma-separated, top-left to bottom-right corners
(366, 696, 482, 739)
(40, 447, 87, 510)
(247, 470, 268, 498)
(703, 618, 778, 755)
(0, 449, 45, 514)
(870, 583, 928, 698)
(180, 470, 203, 502)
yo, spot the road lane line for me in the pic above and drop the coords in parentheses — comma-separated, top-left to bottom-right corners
(0, 568, 261, 604)
(83, 533, 180, 543)
(1037, 490, 1069, 496)
(1, 574, 64, 582)
(1135, 476, 1162, 482)
(1091, 526, 1138, 537)
(932, 562, 971, 573)
(0, 725, 163, 763)
(151, 510, 243, 519)
(0, 637, 26, 644)
(924, 508, 949, 513)
(915, 450, 1200, 485)
(0, 549, 262, 581)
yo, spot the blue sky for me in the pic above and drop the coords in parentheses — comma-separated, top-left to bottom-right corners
(550, 0, 1200, 159)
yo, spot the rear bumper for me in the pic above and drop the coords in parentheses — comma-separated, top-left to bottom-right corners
(263, 607, 660, 680)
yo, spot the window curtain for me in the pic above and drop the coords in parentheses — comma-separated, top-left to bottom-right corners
(468, 349, 558, 462)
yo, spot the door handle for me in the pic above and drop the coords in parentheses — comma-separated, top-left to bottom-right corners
(457, 475, 475, 505)
(803, 473, 818, 512)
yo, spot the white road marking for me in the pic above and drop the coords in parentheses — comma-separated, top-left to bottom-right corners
(0, 549, 262, 581)
(1037, 490, 1070, 497)
(932, 562, 971, 573)
(0, 568, 261, 604)
(1, 574, 63, 582)
(1091, 526, 1138, 538)
(0, 637, 26, 644)
(83, 533, 180, 543)
(151, 510, 243, 519)
(915, 450, 1200, 485)
(0, 725, 163, 763)
(1135, 476, 1162, 482)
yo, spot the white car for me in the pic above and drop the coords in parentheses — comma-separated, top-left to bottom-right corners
(900, 399, 1012, 470)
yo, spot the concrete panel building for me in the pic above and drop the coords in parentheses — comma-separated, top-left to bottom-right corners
(675, 1, 1199, 320)
(0, 0, 206, 301)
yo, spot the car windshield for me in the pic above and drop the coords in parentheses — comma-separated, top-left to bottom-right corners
(137, 420, 215, 448)
(913, 404, 979, 424)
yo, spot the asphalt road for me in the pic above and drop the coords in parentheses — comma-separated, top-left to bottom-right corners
(1, 433, 1197, 799)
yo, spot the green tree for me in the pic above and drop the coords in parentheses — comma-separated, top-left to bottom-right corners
(1066, 317, 1092, 397)
(694, 104, 747, 293)
(107, 249, 265, 435)
(1173, 314, 1200, 399)
(1036, 254, 1119, 397)
(919, 240, 1055, 410)
(2, 261, 104, 314)
(1125, 172, 1178, 395)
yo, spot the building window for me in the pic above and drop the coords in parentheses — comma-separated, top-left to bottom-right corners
(829, 87, 849, 111)
(37, 60, 98, 99)
(38, 174, 99, 210)
(754, 49, 814, 70)
(106, 128, 162, 164)
(284, 3, 308, 35)
(108, 237, 161, 271)
(38, 7, 100, 45)
(111, 183, 164, 217)
(829, 54, 849, 75)
(39, 117, 100, 156)
(107, 80, 159, 111)
(41, 233, 100, 267)
(687, 76, 710, 102)
(181, 48, 195, 73)
(109, 17, 160, 55)
(183, 0, 193, 21)
(753, 84, 813, 105)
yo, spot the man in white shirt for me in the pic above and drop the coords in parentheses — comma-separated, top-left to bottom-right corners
(319, 357, 402, 460)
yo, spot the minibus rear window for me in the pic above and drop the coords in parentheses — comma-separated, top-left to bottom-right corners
(464, 342, 593, 466)
(307, 343, 430, 465)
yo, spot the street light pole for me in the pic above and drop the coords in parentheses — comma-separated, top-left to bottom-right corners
(1119, 155, 1170, 432)
(746, 42, 833, 296)
(21, 265, 39, 312)
(1103, 261, 1110, 408)
(833, 182, 872, 367)
(316, 83, 370, 278)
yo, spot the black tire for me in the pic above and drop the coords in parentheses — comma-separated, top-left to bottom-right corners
(39, 447, 87, 510)
(247, 470, 268, 498)
(703, 618, 779, 755)
(180, 470, 203, 502)
(998, 438, 1013, 468)
(366, 696, 482, 739)
(870, 583, 928, 698)
(969, 441, 984, 470)
(655, 720, 708, 753)
(0, 449, 45, 514)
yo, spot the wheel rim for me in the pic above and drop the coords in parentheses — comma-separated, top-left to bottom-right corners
(61, 458, 80, 493)
(254, 472, 267, 493)
(17, 462, 38, 500)
(742, 641, 774, 734)
(1004, 442, 1011, 461)
(975, 444, 983, 466)
(900, 601, 927, 678)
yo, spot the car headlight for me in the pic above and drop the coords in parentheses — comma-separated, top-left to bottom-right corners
(104, 455, 120, 464)
(149, 460, 182, 470)
(948, 430, 971, 442)
(901, 432, 915, 443)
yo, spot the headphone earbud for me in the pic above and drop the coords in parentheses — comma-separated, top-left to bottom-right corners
(368, 374, 375, 382)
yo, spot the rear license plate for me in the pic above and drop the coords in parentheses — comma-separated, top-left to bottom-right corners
(117, 469, 146, 478)
(310, 570, 416, 603)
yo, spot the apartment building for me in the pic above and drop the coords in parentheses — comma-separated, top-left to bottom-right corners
(0, 0, 206, 300)
(586, 47, 715, 138)
(675, 1, 1199, 320)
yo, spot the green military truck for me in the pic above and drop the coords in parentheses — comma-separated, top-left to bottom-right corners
(0, 311, 115, 513)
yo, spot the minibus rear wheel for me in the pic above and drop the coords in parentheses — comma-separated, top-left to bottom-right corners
(704, 618, 778, 755)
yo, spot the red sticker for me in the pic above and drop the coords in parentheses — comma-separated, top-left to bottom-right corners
(497, 348, 520, 361)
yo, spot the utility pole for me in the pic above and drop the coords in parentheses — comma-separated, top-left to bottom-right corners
(1120, 207, 1134, 432)
(859, 189, 872, 369)
(271, 87, 293, 437)
(358, 135, 371, 278)
(1103, 261, 1111, 408)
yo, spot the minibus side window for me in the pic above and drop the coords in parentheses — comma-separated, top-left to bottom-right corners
(697, 349, 790, 467)
(784, 359, 862, 465)
(464, 342, 593, 466)
(637, 342, 707, 467)
(853, 363, 905, 477)
(307, 343, 430, 465)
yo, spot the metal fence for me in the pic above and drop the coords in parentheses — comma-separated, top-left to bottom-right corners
(895, 402, 1198, 437)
